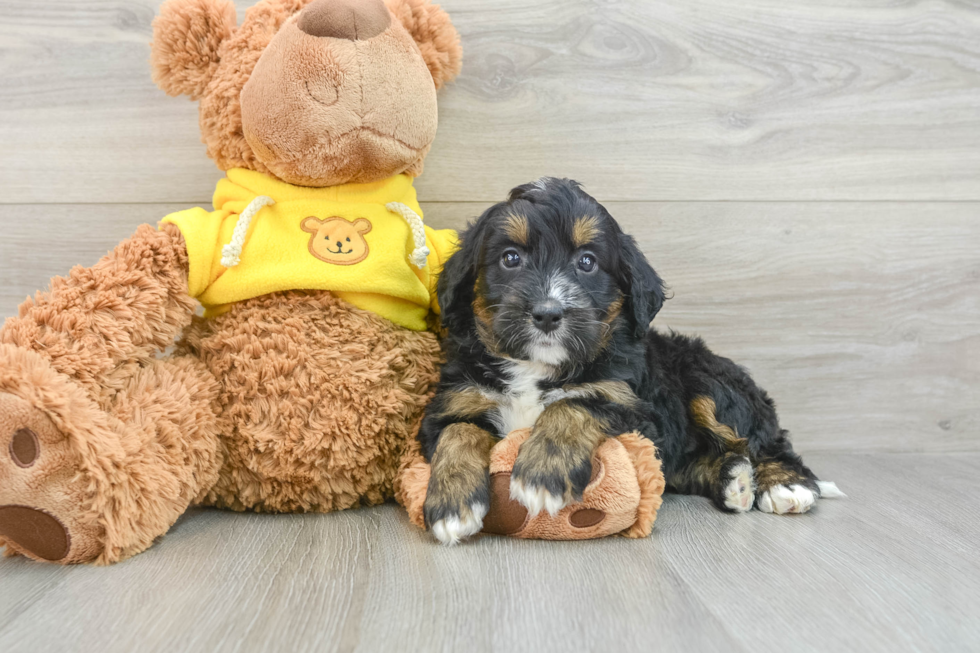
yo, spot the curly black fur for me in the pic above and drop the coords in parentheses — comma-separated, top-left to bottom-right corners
(421, 177, 831, 515)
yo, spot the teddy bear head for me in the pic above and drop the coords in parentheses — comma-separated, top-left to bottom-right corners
(150, 0, 462, 187)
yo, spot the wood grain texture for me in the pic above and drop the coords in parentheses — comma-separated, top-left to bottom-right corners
(1, 454, 978, 653)
(3, 201, 976, 454)
(2, 1, 979, 650)
(2, 0, 980, 203)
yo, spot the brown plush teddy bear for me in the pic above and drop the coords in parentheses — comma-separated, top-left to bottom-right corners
(0, 0, 463, 565)
(0, 0, 665, 564)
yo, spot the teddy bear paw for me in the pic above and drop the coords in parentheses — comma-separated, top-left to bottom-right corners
(0, 392, 100, 563)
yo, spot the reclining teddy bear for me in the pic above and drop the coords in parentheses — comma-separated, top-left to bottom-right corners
(0, 0, 664, 565)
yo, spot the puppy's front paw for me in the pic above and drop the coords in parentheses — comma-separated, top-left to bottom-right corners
(508, 477, 568, 518)
(510, 435, 593, 518)
(427, 503, 488, 546)
(424, 469, 490, 546)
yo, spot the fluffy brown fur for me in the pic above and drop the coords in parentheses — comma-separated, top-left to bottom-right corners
(385, 0, 462, 89)
(0, 0, 458, 564)
(151, 0, 461, 185)
(1, 224, 194, 395)
(181, 290, 440, 513)
(151, 0, 238, 99)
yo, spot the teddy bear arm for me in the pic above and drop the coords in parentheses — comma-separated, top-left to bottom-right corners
(0, 222, 196, 389)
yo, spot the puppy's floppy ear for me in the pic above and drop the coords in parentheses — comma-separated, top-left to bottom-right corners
(386, 0, 463, 89)
(618, 233, 667, 338)
(437, 209, 492, 333)
(151, 0, 238, 99)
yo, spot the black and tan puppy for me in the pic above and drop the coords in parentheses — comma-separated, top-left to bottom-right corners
(420, 178, 843, 544)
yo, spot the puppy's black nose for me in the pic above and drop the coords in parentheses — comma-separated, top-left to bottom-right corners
(532, 302, 564, 334)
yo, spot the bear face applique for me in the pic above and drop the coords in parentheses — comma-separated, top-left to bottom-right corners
(302, 216, 372, 265)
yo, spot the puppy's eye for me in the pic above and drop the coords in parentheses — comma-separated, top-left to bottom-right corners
(578, 253, 598, 273)
(501, 249, 522, 269)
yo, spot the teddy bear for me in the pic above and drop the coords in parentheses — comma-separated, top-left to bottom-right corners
(0, 0, 666, 564)
(0, 0, 464, 565)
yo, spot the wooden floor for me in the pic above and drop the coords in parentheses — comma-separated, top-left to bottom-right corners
(1, 454, 978, 653)
(2, 0, 979, 651)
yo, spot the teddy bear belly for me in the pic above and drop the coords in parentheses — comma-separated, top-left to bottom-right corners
(180, 289, 442, 513)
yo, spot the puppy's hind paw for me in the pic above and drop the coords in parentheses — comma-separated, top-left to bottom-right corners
(757, 484, 816, 514)
(720, 458, 755, 513)
(509, 478, 568, 518)
(429, 503, 488, 546)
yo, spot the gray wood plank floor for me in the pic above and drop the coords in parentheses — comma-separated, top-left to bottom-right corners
(2, 0, 979, 650)
(2, 0, 980, 203)
(1, 454, 978, 653)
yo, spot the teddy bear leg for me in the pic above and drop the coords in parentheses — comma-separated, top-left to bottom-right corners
(0, 223, 196, 391)
(0, 351, 223, 564)
(94, 354, 224, 563)
(0, 223, 218, 564)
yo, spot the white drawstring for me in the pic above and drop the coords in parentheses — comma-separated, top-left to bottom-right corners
(220, 195, 276, 268)
(386, 202, 430, 269)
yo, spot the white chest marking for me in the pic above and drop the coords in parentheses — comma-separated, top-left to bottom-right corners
(487, 360, 559, 436)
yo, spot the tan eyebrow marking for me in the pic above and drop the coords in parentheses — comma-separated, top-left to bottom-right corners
(572, 216, 600, 248)
(503, 213, 529, 245)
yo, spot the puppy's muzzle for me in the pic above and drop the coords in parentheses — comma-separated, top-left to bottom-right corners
(532, 300, 564, 334)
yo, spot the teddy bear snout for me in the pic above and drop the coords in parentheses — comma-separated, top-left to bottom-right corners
(298, 0, 391, 41)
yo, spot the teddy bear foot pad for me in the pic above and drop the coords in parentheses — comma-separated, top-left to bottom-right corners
(0, 392, 87, 562)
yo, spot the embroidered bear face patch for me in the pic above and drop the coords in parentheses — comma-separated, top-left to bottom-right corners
(301, 216, 372, 265)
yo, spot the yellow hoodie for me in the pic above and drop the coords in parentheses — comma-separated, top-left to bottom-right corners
(160, 169, 457, 331)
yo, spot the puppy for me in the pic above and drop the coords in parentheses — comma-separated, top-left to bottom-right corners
(419, 178, 843, 544)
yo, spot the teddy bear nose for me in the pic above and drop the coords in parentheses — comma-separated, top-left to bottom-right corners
(297, 0, 391, 41)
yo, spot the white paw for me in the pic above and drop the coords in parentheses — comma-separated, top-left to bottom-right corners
(509, 478, 567, 518)
(723, 460, 755, 513)
(757, 484, 816, 514)
(429, 503, 488, 546)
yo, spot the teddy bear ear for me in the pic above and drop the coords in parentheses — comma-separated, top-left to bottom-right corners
(385, 0, 462, 89)
(301, 217, 323, 233)
(150, 0, 238, 99)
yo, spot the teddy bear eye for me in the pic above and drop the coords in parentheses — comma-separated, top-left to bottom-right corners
(346, 237, 350, 242)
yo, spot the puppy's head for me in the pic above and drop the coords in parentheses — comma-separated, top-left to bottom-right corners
(439, 177, 666, 367)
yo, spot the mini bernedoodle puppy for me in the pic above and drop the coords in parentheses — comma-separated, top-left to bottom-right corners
(419, 178, 843, 545)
